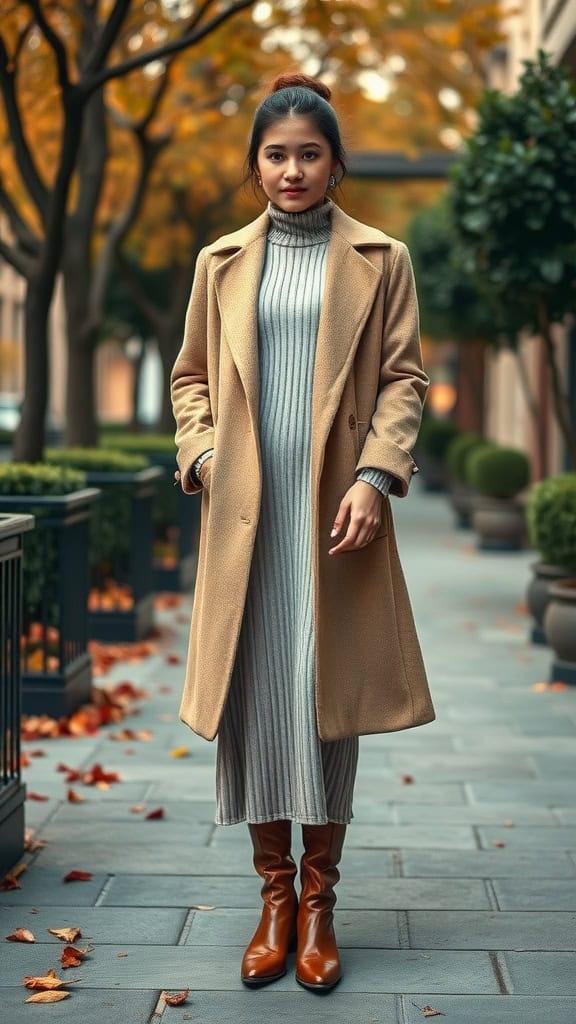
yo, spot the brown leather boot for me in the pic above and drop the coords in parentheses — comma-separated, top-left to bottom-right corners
(241, 820, 298, 986)
(295, 822, 346, 991)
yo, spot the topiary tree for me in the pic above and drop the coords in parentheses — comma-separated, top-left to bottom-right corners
(449, 50, 576, 466)
(467, 445, 531, 499)
(527, 474, 576, 570)
(445, 433, 485, 483)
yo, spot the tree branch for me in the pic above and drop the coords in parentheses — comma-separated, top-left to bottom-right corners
(85, 0, 255, 93)
(0, 177, 41, 258)
(0, 236, 32, 277)
(25, 0, 70, 90)
(0, 35, 48, 218)
(82, 0, 131, 77)
(114, 249, 165, 336)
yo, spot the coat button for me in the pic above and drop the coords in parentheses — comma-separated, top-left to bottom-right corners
(348, 413, 356, 429)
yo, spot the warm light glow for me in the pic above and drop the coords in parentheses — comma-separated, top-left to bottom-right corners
(428, 382, 457, 416)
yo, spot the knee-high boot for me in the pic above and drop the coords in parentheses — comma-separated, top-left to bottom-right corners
(295, 822, 347, 991)
(241, 820, 299, 986)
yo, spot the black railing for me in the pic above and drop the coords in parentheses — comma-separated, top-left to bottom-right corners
(0, 512, 34, 874)
(85, 467, 163, 641)
(0, 490, 100, 716)
(146, 451, 200, 592)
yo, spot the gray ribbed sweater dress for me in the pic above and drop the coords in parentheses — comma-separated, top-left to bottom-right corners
(214, 200, 390, 826)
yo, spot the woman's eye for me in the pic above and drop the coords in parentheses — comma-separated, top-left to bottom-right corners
(268, 153, 283, 162)
(303, 151, 317, 160)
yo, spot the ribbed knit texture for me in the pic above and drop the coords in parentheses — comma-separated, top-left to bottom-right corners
(215, 199, 359, 825)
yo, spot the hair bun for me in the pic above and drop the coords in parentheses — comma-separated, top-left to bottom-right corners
(271, 73, 331, 103)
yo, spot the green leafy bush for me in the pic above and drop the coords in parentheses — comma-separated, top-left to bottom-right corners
(45, 447, 149, 581)
(100, 433, 177, 555)
(418, 418, 460, 459)
(0, 464, 87, 627)
(446, 433, 485, 482)
(527, 473, 576, 569)
(101, 432, 176, 454)
(467, 445, 531, 499)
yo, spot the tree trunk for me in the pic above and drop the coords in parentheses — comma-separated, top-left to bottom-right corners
(157, 328, 179, 433)
(12, 276, 51, 462)
(512, 343, 547, 478)
(65, 336, 98, 447)
(537, 299, 576, 469)
(129, 347, 145, 431)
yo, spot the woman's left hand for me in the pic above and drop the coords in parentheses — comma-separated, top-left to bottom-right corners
(328, 481, 383, 555)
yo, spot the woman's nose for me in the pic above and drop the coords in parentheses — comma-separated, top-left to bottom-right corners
(284, 161, 303, 180)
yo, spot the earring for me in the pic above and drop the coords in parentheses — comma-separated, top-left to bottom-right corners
(328, 174, 337, 189)
(257, 175, 262, 187)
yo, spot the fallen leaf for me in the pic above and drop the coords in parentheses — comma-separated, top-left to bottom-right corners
(29, 749, 47, 757)
(20, 752, 31, 768)
(503, 820, 514, 827)
(169, 746, 190, 758)
(401, 774, 414, 784)
(67, 788, 87, 803)
(23, 967, 77, 990)
(161, 989, 190, 1006)
(130, 803, 145, 813)
(25, 991, 70, 1003)
(0, 864, 26, 890)
(61, 944, 93, 968)
(145, 807, 165, 820)
(550, 681, 569, 690)
(27, 792, 50, 802)
(117, 952, 129, 958)
(493, 840, 506, 848)
(531, 681, 549, 691)
(63, 870, 93, 883)
(48, 927, 82, 943)
(190, 904, 215, 911)
(81, 763, 121, 786)
(158, 685, 173, 693)
(166, 654, 182, 665)
(6, 928, 36, 943)
(410, 1003, 445, 1018)
(24, 830, 48, 852)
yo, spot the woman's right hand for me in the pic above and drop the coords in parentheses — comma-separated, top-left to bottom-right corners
(198, 456, 213, 489)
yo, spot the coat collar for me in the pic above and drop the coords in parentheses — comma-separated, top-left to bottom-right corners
(210, 204, 391, 477)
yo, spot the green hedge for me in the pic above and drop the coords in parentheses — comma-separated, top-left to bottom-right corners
(467, 445, 531, 499)
(418, 418, 460, 459)
(527, 473, 576, 570)
(101, 432, 176, 455)
(446, 433, 485, 483)
(100, 433, 177, 549)
(0, 463, 87, 626)
(45, 447, 149, 578)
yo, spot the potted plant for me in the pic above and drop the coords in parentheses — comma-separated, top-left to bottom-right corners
(467, 444, 531, 550)
(416, 418, 460, 492)
(101, 431, 200, 592)
(445, 433, 485, 529)
(526, 474, 576, 645)
(0, 464, 100, 715)
(45, 448, 163, 641)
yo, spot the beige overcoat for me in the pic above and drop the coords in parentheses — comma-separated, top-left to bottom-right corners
(171, 202, 436, 742)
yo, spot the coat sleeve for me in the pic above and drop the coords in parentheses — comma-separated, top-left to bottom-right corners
(170, 248, 216, 495)
(355, 240, 429, 498)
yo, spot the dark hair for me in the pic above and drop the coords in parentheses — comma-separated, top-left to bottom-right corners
(246, 73, 347, 185)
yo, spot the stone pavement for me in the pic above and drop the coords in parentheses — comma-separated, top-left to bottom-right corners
(2, 484, 576, 1023)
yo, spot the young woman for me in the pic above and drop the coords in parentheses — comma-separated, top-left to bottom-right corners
(171, 73, 436, 992)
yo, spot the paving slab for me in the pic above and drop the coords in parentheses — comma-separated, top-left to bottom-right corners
(504, 952, 576, 994)
(403, 994, 576, 1024)
(467, 781, 576, 804)
(101, 874, 261, 908)
(400, 848, 576, 878)
(394, 802, 556, 825)
(40, 819, 213, 846)
(407, 909, 576, 950)
(32, 841, 246, 874)
(0, 989, 159, 1024)
(185, 908, 401, 948)
(0, 870, 107, 906)
(493, 878, 576, 910)
(0, 944, 501, 993)
(160, 991, 400, 1024)
(0, 906, 186, 943)
(477, 825, 576, 849)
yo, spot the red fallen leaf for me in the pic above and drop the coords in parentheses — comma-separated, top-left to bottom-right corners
(161, 989, 190, 1006)
(56, 763, 75, 773)
(67, 788, 87, 803)
(493, 840, 506, 848)
(80, 763, 121, 786)
(166, 654, 182, 665)
(145, 807, 165, 820)
(63, 870, 93, 883)
(0, 864, 26, 891)
(29, 749, 46, 757)
(48, 927, 82, 942)
(401, 774, 414, 784)
(60, 943, 93, 968)
(20, 752, 31, 768)
(550, 681, 569, 690)
(27, 792, 50, 802)
(6, 928, 36, 942)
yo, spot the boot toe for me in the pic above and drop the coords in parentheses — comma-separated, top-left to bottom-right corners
(295, 956, 341, 990)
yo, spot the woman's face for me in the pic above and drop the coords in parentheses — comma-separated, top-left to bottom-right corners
(256, 115, 338, 212)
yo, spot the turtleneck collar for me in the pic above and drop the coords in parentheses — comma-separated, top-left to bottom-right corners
(266, 198, 333, 247)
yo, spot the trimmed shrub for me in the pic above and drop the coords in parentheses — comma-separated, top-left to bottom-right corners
(467, 445, 531, 499)
(446, 433, 485, 483)
(45, 447, 148, 473)
(101, 432, 175, 455)
(418, 418, 460, 459)
(527, 473, 576, 570)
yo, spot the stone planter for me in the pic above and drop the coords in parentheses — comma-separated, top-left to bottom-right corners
(448, 480, 476, 529)
(544, 579, 576, 686)
(471, 496, 526, 551)
(0, 512, 35, 874)
(526, 562, 575, 645)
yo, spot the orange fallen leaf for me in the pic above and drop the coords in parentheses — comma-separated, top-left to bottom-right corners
(27, 792, 50, 802)
(130, 803, 145, 813)
(422, 1007, 445, 1018)
(493, 840, 506, 848)
(20, 752, 31, 768)
(162, 989, 190, 1006)
(24, 829, 48, 852)
(145, 807, 165, 820)
(61, 943, 93, 968)
(117, 952, 129, 957)
(6, 928, 36, 943)
(550, 681, 569, 690)
(190, 904, 214, 911)
(67, 788, 87, 804)
(29, 749, 47, 757)
(170, 746, 190, 758)
(48, 927, 82, 942)
(25, 991, 70, 1003)
(0, 863, 26, 890)
(63, 870, 93, 883)
(23, 967, 77, 990)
